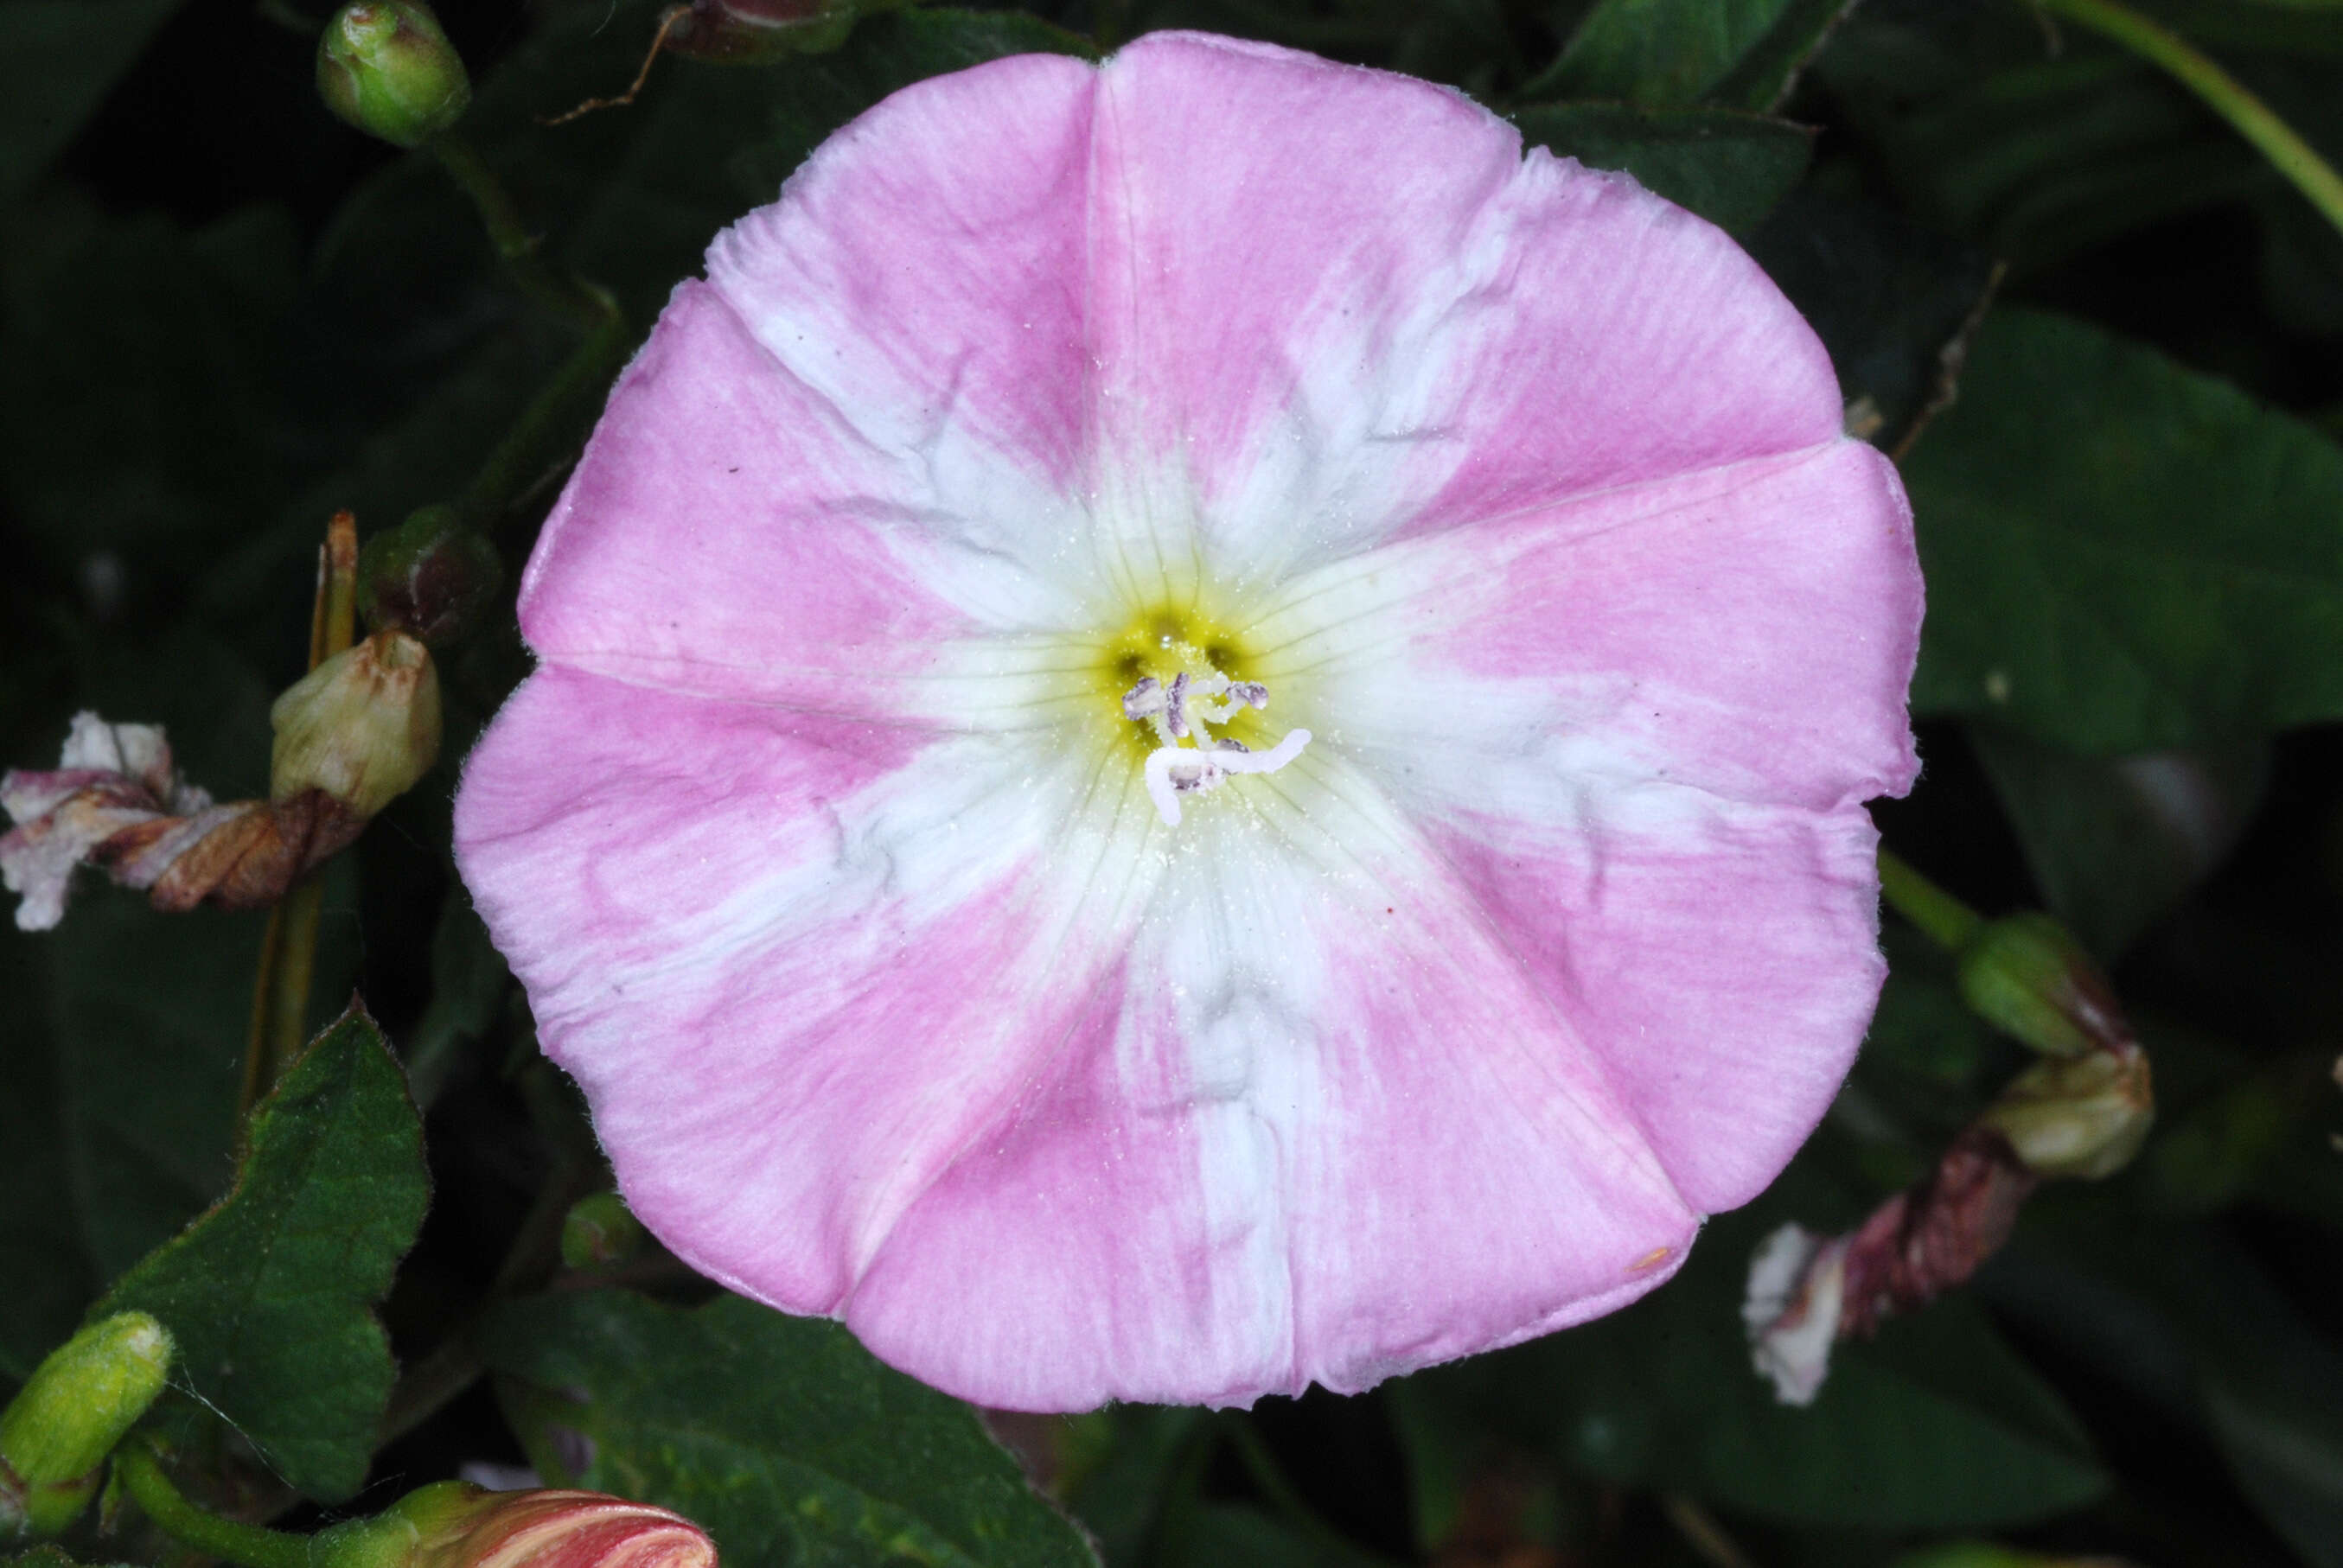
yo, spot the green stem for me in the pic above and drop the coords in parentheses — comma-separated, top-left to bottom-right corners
(240, 877, 326, 1117)
(2035, 0, 2343, 242)
(1877, 846, 1985, 953)
(1217, 1416, 1363, 1557)
(240, 514, 360, 1134)
(378, 1146, 599, 1447)
(429, 134, 618, 333)
(463, 307, 635, 530)
(116, 1444, 310, 1568)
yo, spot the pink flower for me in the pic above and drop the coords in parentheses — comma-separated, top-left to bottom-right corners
(454, 33, 1921, 1411)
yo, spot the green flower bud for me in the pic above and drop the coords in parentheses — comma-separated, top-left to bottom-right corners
(0, 1312, 173, 1539)
(360, 506, 505, 648)
(1957, 913, 2129, 1060)
(559, 1194, 648, 1272)
(318, 2, 471, 149)
(271, 628, 443, 819)
(1979, 1045, 2155, 1180)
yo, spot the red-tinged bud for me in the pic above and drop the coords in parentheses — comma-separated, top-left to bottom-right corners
(361, 506, 505, 648)
(664, 0, 910, 62)
(312, 1483, 715, 1568)
(1979, 1042, 2154, 1180)
(1957, 913, 2130, 1060)
(271, 628, 443, 819)
(1, 1312, 173, 1538)
(318, 1, 471, 147)
(559, 1195, 648, 1271)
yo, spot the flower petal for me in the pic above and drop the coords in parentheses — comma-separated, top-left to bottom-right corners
(520, 282, 1080, 711)
(843, 780, 1699, 1409)
(1242, 439, 1918, 1211)
(1083, 33, 1842, 582)
(456, 667, 1699, 1411)
(706, 50, 1101, 508)
(455, 665, 1163, 1311)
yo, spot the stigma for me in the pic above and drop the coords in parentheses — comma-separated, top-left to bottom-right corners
(1120, 664, 1311, 828)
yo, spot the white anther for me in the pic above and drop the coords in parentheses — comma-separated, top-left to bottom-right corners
(1143, 730, 1312, 827)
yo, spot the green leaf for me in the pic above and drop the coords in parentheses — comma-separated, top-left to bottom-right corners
(1991, 1219, 2343, 1566)
(1812, 10, 2268, 269)
(0, 201, 301, 590)
(1708, 0, 1867, 112)
(483, 1289, 1099, 1568)
(1529, 0, 1804, 106)
(1157, 1506, 1394, 1568)
(1394, 1198, 2105, 1530)
(399, 890, 511, 1110)
(1060, 1407, 1211, 1568)
(0, 625, 366, 1373)
(1510, 103, 1812, 233)
(1708, 1296, 2105, 1528)
(1903, 308, 2343, 754)
(1745, 189, 1999, 449)
(1967, 724, 2266, 959)
(94, 1004, 430, 1504)
(0, 0, 192, 198)
(279, 3, 1100, 564)
(0, 929, 91, 1382)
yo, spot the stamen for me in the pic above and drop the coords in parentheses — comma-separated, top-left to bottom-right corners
(1142, 730, 1312, 827)
(1120, 677, 1164, 719)
(1120, 665, 1307, 826)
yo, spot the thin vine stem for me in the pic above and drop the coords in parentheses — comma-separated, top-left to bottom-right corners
(115, 1443, 311, 1568)
(2035, 0, 2343, 242)
(430, 133, 620, 334)
(463, 305, 635, 532)
(1877, 846, 1985, 953)
(239, 513, 360, 1133)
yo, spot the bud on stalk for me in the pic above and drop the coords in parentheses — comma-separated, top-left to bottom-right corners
(1956, 913, 2129, 1059)
(318, 1, 471, 148)
(311, 1483, 714, 1568)
(271, 628, 444, 820)
(1, 1313, 173, 1538)
(560, 1195, 650, 1272)
(1746, 901, 2155, 1405)
(1979, 1042, 2155, 1180)
(360, 506, 505, 647)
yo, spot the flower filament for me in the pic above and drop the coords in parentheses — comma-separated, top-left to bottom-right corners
(1120, 647, 1310, 827)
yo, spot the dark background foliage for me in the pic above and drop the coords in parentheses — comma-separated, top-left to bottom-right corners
(3, 2, 2342, 1566)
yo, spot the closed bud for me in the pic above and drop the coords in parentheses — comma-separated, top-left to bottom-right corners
(360, 506, 505, 647)
(560, 1195, 648, 1272)
(318, 1, 471, 148)
(1979, 1044, 2155, 1180)
(271, 629, 443, 819)
(312, 1483, 714, 1568)
(666, 0, 909, 62)
(1957, 913, 2129, 1060)
(0, 1312, 173, 1538)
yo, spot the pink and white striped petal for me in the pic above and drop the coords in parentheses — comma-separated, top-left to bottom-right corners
(456, 29, 1924, 1412)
